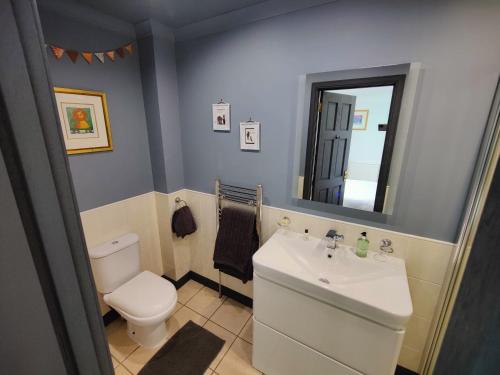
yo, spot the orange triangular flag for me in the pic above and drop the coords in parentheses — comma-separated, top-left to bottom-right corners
(116, 47, 125, 58)
(66, 50, 79, 63)
(50, 45, 65, 60)
(105, 50, 115, 61)
(81, 52, 93, 64)
(94, 52, 105, 64)
(124, 43, 133, 55)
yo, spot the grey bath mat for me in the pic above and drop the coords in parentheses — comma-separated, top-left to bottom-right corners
(138, 320, 225, 375)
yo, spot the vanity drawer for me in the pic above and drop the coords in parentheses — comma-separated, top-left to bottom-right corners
(254, 274, 404, 375)
(253, 318, 362, 375)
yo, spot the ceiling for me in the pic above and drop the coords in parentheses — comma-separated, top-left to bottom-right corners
(45, 0, 270, 29)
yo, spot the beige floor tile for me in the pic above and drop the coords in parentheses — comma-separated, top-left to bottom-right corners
(121, 344, 161, 375)
(239, 317, 253, 344)
(177, 280, 204, 304)
(173, 302, 183, 313)
(111, 356, 119, 369)
(210, 299, 252, 335)
(187, 287, 226, 318)
(106, 319, 139, 362)
(114, 365, 132, 375)
(204, 369, 213, 375)
(165, 305, 208, 341)
(216, 338, 260, 375)
(203, 320, 237, 370)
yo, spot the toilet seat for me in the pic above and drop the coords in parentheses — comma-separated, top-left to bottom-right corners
(104, 270, 177, 326)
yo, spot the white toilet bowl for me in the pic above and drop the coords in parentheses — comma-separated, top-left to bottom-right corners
(104, 270, 177, 348)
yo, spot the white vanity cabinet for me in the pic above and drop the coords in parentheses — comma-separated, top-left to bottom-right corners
(252, 229, 412, 375)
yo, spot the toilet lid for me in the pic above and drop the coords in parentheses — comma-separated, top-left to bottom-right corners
(105, 271, 177, 319)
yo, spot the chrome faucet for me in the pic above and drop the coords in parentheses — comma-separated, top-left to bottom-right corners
(325, 229, 344, 250)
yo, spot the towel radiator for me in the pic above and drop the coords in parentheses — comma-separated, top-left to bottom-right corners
(215, 178, 262, 298)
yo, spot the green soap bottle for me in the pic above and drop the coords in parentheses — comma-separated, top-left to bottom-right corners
(356, 232, 369, 258)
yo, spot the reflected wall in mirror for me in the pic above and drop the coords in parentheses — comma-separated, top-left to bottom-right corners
(300, 73, 406, 214)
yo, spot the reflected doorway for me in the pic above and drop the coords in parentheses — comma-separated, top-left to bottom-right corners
(303, 75, 405, 213)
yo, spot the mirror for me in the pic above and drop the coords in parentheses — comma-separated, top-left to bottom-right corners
(294, 64, 417, 218)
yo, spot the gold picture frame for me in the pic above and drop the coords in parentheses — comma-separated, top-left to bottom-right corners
(54, 87, 113, 154)
(353, 109, 369, 131)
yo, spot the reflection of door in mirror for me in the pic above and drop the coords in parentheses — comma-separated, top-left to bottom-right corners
(312, 92, 355, 205)
(303, 75, 405, 213)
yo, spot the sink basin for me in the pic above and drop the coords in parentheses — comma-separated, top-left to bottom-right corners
(253, 229, 413, 330)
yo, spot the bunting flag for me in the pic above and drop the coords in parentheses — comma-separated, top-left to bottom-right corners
(46, 41, 134, 65)
(116, 47, 125, 58)
(81, 52, 93, 64)
(50, 45, 65, 60)
(94, 52, 105, 64)
(105, 50, 116, 62)
(124, 43, 133, 55)
(66, 50, 79, 63)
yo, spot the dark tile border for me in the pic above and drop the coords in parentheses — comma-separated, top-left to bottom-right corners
(188, 271, 253, 308)
(102, 308, 120, 326)
(395, 365, 419, 375)
(162, 272, 191, 290)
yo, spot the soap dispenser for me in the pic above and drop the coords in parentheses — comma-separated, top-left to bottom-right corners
(356, 232, 369, 258)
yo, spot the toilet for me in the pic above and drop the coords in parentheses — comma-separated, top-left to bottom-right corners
(89, 233, 177, 348)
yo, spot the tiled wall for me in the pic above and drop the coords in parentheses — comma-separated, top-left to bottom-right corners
(155, 191, 191, 280)
(80, 192, 163, 314)
(183, 189, 454, 373)
(80, 189, 455, 372)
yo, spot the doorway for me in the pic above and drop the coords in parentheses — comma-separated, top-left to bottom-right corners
(303, 75, 406, 213)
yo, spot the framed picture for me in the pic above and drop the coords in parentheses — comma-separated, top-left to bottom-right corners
(54, 87, 112, 154)
(212, 103, 230, 131)
(353, 109, 369, 130)
(240, 121, 260, 151)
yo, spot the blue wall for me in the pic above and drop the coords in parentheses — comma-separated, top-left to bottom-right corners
(40, 9, 154, 211)
(176, 0, 500, 241)
(136, 21, 185, 194)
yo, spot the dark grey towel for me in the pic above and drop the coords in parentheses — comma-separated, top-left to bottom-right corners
(213, 207, 259, 283)
(172, 206, 197, 238)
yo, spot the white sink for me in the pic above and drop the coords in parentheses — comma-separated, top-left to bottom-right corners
(253, 229, 413, 330)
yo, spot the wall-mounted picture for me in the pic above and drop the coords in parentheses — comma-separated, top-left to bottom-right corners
(212, 103, 230, 131)
(240, 121, 260, 151)
(54, 87, 112, 154)
(353, 109, 369, 130)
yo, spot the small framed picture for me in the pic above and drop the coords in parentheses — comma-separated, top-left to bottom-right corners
(353, 109, 369, 130)
(212, 103, 230, 131)
(54, 87, 113, 154)
(240, 122, 260, 151)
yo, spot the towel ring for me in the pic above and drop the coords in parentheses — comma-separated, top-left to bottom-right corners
(174, 197, 187, 207)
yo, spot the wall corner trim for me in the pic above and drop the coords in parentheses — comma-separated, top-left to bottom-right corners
(135, 19, 175, 42)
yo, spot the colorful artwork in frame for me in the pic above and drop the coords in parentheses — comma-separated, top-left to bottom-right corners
(54, 87, 113, 154)
(66, 107, 94, 134)
(353, 109, 369, 130)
